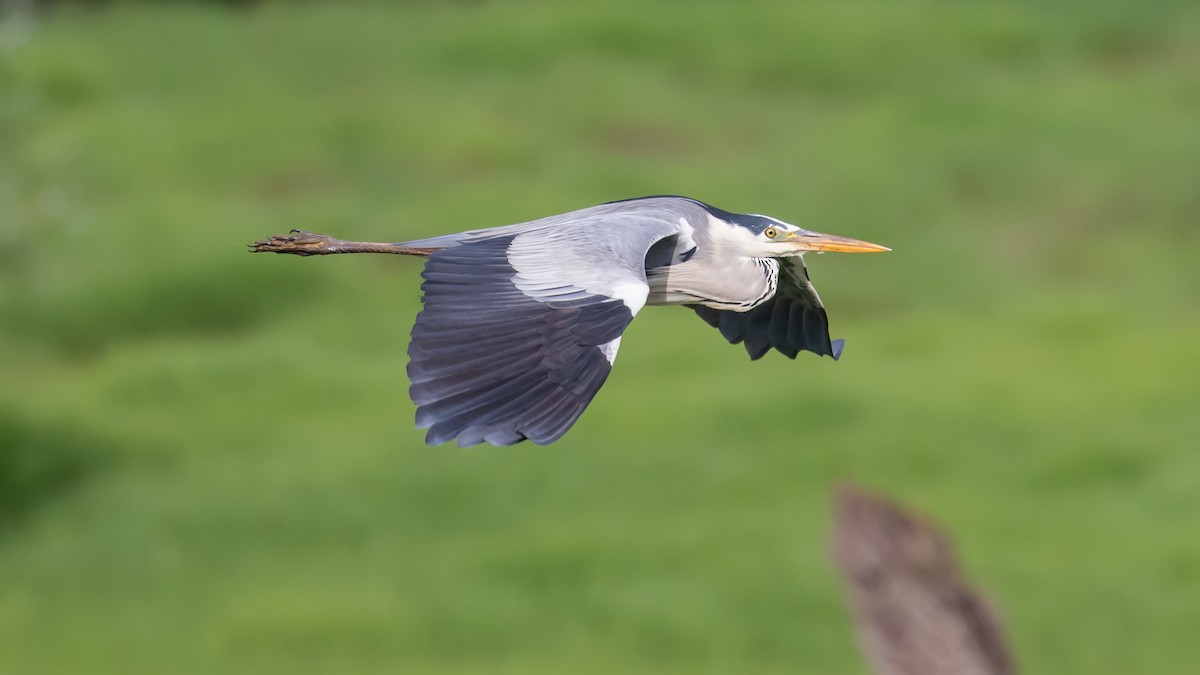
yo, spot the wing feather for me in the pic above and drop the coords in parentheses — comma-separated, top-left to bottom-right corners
(407, 200, 697, 446)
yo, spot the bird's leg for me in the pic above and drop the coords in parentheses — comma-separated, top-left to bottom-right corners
(249, 230, 436, 257)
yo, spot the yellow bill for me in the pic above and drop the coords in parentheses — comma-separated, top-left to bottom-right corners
(787, 230, 891, 253)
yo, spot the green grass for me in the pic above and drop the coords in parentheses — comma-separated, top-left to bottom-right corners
(2, 1, 1200, 672)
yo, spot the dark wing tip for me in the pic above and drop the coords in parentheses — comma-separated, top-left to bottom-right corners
(690, 302, 839, 361)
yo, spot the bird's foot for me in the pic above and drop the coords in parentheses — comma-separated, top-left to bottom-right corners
(249, 230, 340, 256)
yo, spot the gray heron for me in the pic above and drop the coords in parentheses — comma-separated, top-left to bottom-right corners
(251, 195, 888, 447)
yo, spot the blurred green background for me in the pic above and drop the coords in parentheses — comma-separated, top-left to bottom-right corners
(2, 1, 1199, 673)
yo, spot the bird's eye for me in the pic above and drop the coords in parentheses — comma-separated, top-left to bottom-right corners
(764, 227, 779, 239)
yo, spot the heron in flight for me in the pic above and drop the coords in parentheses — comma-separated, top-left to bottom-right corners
(251, 196, 888, 446)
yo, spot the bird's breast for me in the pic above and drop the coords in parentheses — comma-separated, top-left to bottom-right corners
(645, 257, 779, 311)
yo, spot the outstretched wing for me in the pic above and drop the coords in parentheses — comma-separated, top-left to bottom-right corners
(406, 199, 699, 447)
(690, 256, 844, 361)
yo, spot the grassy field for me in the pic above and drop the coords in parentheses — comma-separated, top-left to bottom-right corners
(2, 1, 1199, 673)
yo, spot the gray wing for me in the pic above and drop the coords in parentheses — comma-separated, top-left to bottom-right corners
(406, 199, 699, 447)
(690, 256, 844, 361)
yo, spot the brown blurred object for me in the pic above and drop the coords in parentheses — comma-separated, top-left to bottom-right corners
(831, 484, 1016, 675)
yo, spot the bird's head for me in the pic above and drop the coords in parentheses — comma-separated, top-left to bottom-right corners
(726, 213, 891, 258)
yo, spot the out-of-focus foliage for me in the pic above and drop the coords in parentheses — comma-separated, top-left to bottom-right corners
(1, 2, 1198, 673)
